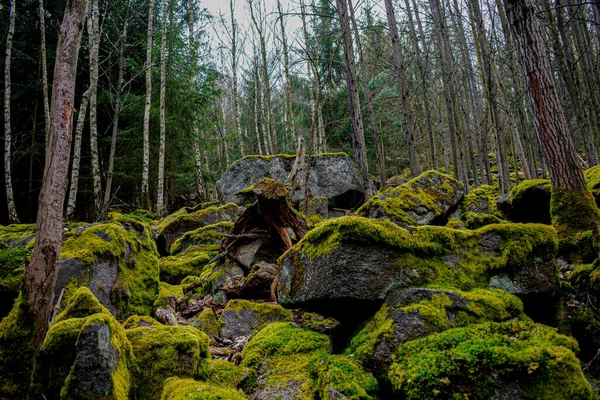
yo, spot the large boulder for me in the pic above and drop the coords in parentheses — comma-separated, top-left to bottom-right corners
(278, 217, 557, 317)
(497, 179, 552, 224)
(347, 287, 524, 379)
(216, 153, 366, 210)
(387, 320, 593, 399)
(161, 378, 247, 400)
(220, 300, 293, 340)
(357, 170, 464, 228)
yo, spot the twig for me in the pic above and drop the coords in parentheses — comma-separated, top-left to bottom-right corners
(49, 288, 65, 326)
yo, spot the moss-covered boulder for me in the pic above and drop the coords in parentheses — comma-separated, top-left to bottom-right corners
(126, 324, 210, 400)
(189, 308, 221, 337)
(32, 288, 134, 400)
(497, 179, 552, 224)
(220, 299, 293, 340)
(387, 320, 593, 399)
(56, 217, 160, 319)
(347, 287, 524, 379)
(159, 248, 213, 285)
(241, 322, 377, 399)
(0, 223, 36, 248)
(197, 359, 249, 388)
(357, 170, 464, 228)
(216, 153, 367, 210)
(585, 165, 600, 207)
(278, 217, 557, 316)
(154, 203, 239, 256)
(459, 184, 501, 217)
(122, 315, 161, 329)
(462, 211, 506, 230)
(170, 221, 233, 255)
(300, 196, 329, 225)
(0, 247, 30, 318)
(160, 378, 247, 400)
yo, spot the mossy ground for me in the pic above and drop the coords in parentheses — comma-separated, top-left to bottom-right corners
(388, 320, 593, 399)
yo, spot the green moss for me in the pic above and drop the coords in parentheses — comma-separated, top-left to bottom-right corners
(188, 308, 221, 336)
(463, 211, 506, 229)
(296, 311, 340, 332)
(197, 359, 249, 388)
(445, 218, 464, 229)
(170, 222, 233, 255)
(357, 170, 464, 227)
(160, 378, 247, 400)
(223, 300, 293, 331)
(155, 203, 239, 236)
(308, 354, 378, 399)
(154, 281, 184, 309)
(0, 223, 36, 247)
(54, 286, 110, 324)
(60, 220, 160, 319)
(585, 166, 600, 206)
(460, 184, 501, 217)
(550, 187, 600, 256)
(0, 247, 30, 313)
(126, 325, 210, 400)
(160, 250, 214, 285)
(509, 179, 551, 202)
(388, 320, 592, 399)
(122, 315, 161, 329)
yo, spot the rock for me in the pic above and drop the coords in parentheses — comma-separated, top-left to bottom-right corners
(241, 261, 279, 298)
(33, 289, 133, 400)
(220, 300, 293, 340)
(462, 211, 506, 230)
(216, 153, 366, 210)
(278, 217, 557, 316)
(292, 309, 340, 334)
(198, 359, 250, 388)
(497, 179, 552, 224)
(56, 217, 160, 319)
(125, 324, 210, 400)
(300, 196, 329, 225)
(348, 287, 524, 379)
(154, 203, 239, 256)
(585, 165, 600, 207)
(161, 378, 247, 400)
(189, 308, 222, 336)
(170, 221, 233, 255)
(357, 170, 464, 228)
(460, 184, 501, 216)
(159, 248, 213, 285)
(122, 315, 160, 329)
(387, 320, 594, 399)
(0, 224, 35, 248)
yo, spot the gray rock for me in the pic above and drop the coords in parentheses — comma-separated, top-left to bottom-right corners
(216, 154, 366, 210)
(220, 300, 293, 340)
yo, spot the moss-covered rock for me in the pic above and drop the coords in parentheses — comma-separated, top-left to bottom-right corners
(126, 324, 210, 400)
(154, 281, 183, 309)
(154, 203, 239, 256)
(278, 216, 557, 315)
(0, 247, 30, 318)
(308, 354, 378, 399)
(387, 320, 593, 399)
(459, 184, 501, 217)
(300, 196, 329, 226)
(122, 315, 161, 329)
(585, 165, 600, 207)
(462, 211, 506, 230)
(497, 179, 552, 224)
(189, 308, 221, 337)
(0, 223, 36, 248)
(33, 289, 134, 400)
(170, 222, 233, 255)
(57, 217, 160, 319)
(220, 299, 293, 339)
(197, 359, 249, 388)
(160, 378, 247, 400)
(357, 170, 464, 228)
(347, 287, 525, 379)
(159, 249, 214, 285)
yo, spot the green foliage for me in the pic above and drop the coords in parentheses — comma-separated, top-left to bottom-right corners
(160, 378, 247, 400)
(388, 321, 593, 399)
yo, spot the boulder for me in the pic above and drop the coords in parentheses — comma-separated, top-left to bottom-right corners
(198, 359, 250, 389)
(161, 378, 247, 400)
(585, 165, 600, 207)
(220, 299, 293, 340)
(387, 320, 593, 399)
(170, 221, 233, 255)
(278, 217, 557, 317)
(216, 154, 366, 210)
(357, 170, 464, 228)
(497, 179, 552, 224)
(347, 287, 524, 378)
(0, 223, 35, 248)
(0, 247, 29, 319)
(154, 203, 239, 256)
(459, 184, 501, 216)
(300, 196, 329, 224)
(56, 217, 160, 319)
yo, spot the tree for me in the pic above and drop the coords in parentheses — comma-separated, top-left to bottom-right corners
(4, 0, 19, 224)
(156, 0, 168, 218)
(38, 0, 51, 142)
(142, 0, 155, 208)
(277, 0, 296, 150)
(88, 0, 102, 219)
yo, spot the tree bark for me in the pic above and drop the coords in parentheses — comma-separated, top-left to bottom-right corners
(23, 0, 88, 360)
(39, 0, 51, 145)
(335, 0, 371, 200)
(88, 0, 102, 220)
(505, 0, 585, 190)
(142, 0, 155, 208)
(157, 0, 168, 218)
(4, 0, 19, 224)
(230, 0, 244, 157)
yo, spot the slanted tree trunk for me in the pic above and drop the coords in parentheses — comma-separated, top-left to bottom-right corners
(335, 0, 371, 200)
(277, 0, 296, 151)
(4, 0, 19, 224)
(142, 0, 155, 209)
(384, 0, 419, 177)
(39, 0, 51, 143)
(156, 0, 168, 218)
(23, 0, 88, 360)
(103, 0, 129, 216)
(88, 0, 102, 220)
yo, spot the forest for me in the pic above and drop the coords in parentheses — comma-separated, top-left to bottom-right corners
(3, 0, 600, 398)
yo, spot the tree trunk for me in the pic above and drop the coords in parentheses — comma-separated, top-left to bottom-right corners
(505, 0, 585, 190)
(88, 0, 102, 220)
(142, 0, 155, 208)
(39, 0, 51, 144)
(230, 0, 244, 157)
(23, 0, 88, 361)
(4, 0, 19, 224)
(157, 0, 168, 218)
(103, 0, 129, 216)
(277, 0, 296, 152)
(335, 0, 371, 200)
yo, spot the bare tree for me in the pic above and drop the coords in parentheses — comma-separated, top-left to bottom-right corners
(277, 0, 296, 150)
(88, 0, 102, 219)
(142, 0, 155, 208)
(156, 0, 168, 217)
(39, 0, 51, 142)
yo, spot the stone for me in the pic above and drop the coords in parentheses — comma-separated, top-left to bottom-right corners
(497, 179, 552, 224)
(220, 299, 293, 340)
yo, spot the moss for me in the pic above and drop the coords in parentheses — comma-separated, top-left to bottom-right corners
(160, 250, 214, 285)
(154, 281, 184, 309)
(509, 179, 551, 203)
(460, 184, 501, 217)
(122, 315, 161, 329)
(223, 300, 293, 330)
(463, 211, 506, 229)
(241, 153, 297, 162)
(197, 359, 249, 388)
(308, 354, 378, 399)
(387, 320, 592, 399)
(0, 247, 30, 314)
(357, 170, 464, 227)
(445, 218, 464, 229)
(189, 308, 221, 337)
(550, 187, 600, 256)
(160, 378, 247, 400)
(54, 286, 110, 324)
(155, 203, 239, 236)
(126, 325, 210, 400)
(60, 220, 160, 319)
(0, 223, 36, 247)
(0, 294, 35, 398)
(585, 165, 600, 206)
(296, 311, 340, 333)
(170, 222, 233, 255)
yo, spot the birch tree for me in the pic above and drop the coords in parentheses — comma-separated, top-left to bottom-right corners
(142, 0, 155, 208)
(88, 0, 102, 219)
(157, 0, 168, 217)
